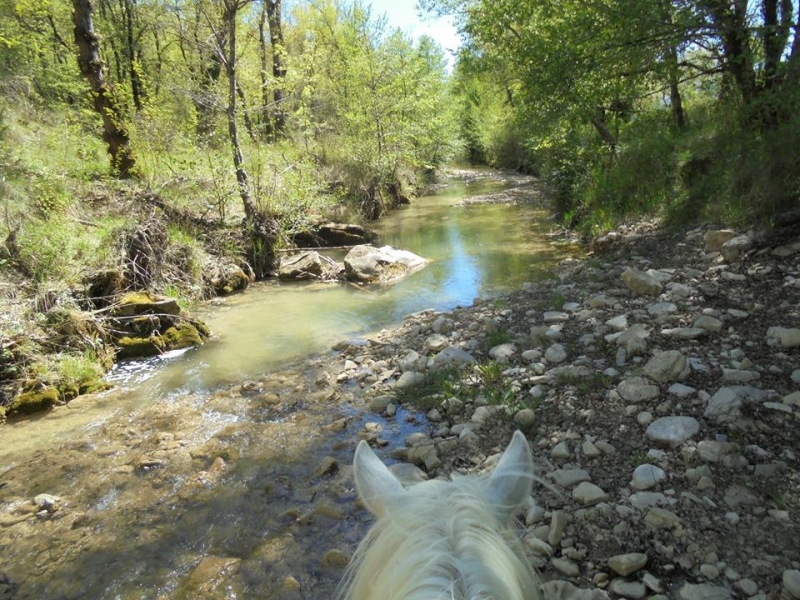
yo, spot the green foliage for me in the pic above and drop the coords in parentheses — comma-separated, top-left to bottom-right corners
(433, 0, 800, 229)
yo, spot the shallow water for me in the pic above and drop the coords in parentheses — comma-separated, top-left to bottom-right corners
(105, 170, 566, 393)
(0, 171, 573, 599)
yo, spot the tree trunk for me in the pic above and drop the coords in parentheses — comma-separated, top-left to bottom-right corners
(265, 0, 286, 138)
(121, 0, 144, 111)
(666, 43, 686, 130)
(702, 0, 757, 106)
(72, 0, 136, 178)
(258, 4, 272, 138)
(221, 0, 278, 277)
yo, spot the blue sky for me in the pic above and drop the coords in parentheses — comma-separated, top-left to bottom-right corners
(365, 0, 461, 65)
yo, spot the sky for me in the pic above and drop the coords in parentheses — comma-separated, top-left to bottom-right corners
(364, 0, 461, 66)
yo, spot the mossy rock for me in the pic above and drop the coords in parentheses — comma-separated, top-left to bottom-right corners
(59, 383, 80, 402)
(193, 319, 211, 337)
(78, 379, 112, 395)
(116, 335, 166, 359)
(114, 292, 181, 318)
(10, 388, 59, 415)
(162, 324, 204, 350)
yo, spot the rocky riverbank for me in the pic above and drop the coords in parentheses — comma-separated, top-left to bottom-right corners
(1, 218, 798, 600)
(328, 221, 800, 600)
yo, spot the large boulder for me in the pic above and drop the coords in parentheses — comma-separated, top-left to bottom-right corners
(343, 245, 427, 284)
(279, 251, 324, 280)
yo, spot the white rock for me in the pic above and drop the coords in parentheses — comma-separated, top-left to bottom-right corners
(631, 464, 667, 490)
(705, 230, 736, 252)
(783, 569, 800, 599)
(488, 343, 517, 363)
(622, 268, 663, 296)
(722, 368, 760, 384)
(608, 553, 648, 577)
(394, 371, 426, 390)
(694, 315, 723, 332)
(545, 344, 568, 364)
(667, 282, 692, 299)
(543, 311, 570, 323)
(618, 377, 660, 403)
(767, 326, 800, 348)
(661, 327, 707, 340)
(668, 383, 696, 398)
(541, 580, 611, 600)
(608, 579, 647, 600)
(644, 350, 687, 383)
(425, 334, 449, 352)
(784, 391, 800, 408)
(676, 583, 731, 600)
(430, 346, 476, 370)
(647, 302, 678, 317)
(572, 482, 609, 505)
(721, 235, 753, 262)
(547, 468, 591, 488)
(606, 315, 629, 331)
(551, 441, 570, 459)
(645, 416, 701, 448)
(704, 387, 743, 422)
(697, 440, 737, 463)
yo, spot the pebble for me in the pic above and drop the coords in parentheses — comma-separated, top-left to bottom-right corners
(784, 570, 800, 599)
(488, 343, 517, 362)
(548, 469, 591, 488)
(608, 579, 646, 599)
(631, 464, 666, 490)
(767, 327, 800, 348)
(513, 408, 536, 429)
(647, 302, 678, 317)
(622, 268, 663, 296)
(643, 350, 686, 383)
(608, 553, 648, 576)
(551, 557, 580, 577)
(545, 343, 568, 364)
(551, 441, 571, 459)
(618, 377, 660, 403)
(676, 582, 732, 600)
(645, 416, 700, 448)
(694, 315, 723, 332)
(572, 482, 609, 505)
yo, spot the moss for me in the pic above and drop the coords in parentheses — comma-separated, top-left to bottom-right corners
(193, 319, 211, 338)
(162, 324, 204, 350)
(59, 383, 80, 402)
(78, 379, 112, 395)
(10, 388, 59, 415)
(116, 335, 165, 359)
(115, 292, 180, 317)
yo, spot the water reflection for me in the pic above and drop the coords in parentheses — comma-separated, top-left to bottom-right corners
(115, 172, 570, 393)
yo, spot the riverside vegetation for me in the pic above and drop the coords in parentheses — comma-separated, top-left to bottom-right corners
(0, 0, 797, 446)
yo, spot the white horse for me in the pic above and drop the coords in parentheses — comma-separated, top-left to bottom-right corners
(339, 430, 541, 600)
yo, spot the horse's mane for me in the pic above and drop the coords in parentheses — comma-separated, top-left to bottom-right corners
(338, 473, 540, 600)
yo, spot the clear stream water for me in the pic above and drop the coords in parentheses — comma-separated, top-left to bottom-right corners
(0, 171, 574, 600)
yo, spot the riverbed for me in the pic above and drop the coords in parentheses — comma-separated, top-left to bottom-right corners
(0, 170, 572, 600)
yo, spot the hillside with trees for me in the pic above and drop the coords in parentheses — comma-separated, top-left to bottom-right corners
(0, 0, 458, 414)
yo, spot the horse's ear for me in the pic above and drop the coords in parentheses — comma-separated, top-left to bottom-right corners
(353, 440, 405, 517)
(485, 430, 534, 523)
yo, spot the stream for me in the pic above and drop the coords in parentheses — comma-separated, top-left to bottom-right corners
(0, 170, 573, 600)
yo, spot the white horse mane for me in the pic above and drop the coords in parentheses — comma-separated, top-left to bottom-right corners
(339, 431, 541, 600)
